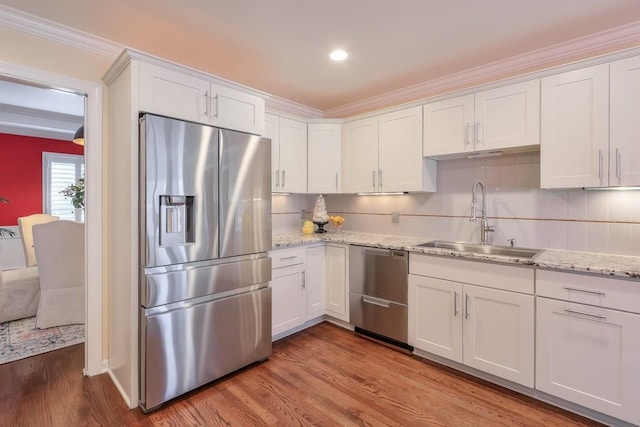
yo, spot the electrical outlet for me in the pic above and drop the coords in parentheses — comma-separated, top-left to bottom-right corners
(392, 211, 400, 223)
(300, 209, 306, 220)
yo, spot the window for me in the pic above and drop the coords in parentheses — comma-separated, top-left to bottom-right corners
(42, 152, 84, 221)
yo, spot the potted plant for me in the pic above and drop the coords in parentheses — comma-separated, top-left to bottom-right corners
(61, 177, 85, 209)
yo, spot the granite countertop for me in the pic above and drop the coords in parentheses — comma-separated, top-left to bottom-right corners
(272, 231, 640, 280)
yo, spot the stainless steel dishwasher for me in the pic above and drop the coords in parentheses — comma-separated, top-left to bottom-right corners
(349, 245, 410, 347)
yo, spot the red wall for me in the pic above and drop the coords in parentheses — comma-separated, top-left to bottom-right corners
(0, 133, 84, 225)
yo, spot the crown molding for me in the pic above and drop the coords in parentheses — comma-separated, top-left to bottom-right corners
(324, 20, 640, 118)
(266, 95, 322, 119)
(0, 4, 122, 58)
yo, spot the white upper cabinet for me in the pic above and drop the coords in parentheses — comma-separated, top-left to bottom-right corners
(266, 114, 307, 193)
(139, 61, 210, 124)
(540, 64, 609, 188)
(378, 107, 426, 192)
(424, 80, 540, 158)
(138, 61, 265, 135)
(264, 114, 280, 193)
(210, 84, 265, 135)
(343, 106, 436, 193)
(423, 95, 474, 156)
(610, 55, 640, 187)
(342, 116, 379, 193)
(308, 123, 342, 194)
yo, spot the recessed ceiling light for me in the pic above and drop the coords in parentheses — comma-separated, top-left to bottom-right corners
(330, 49, 348, 61)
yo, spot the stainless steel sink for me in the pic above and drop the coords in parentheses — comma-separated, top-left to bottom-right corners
(416, 240, 540, 259)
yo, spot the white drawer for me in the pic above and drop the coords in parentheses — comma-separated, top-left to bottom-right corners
(536, 269, 640, 314)
(269, 247, 306, 269)
(409, 254, 534, 294)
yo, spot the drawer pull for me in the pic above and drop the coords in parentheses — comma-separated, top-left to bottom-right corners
(563, 287, 605, 296)
(564, 309, 606, 321)
(279, 256, 298, 261)
(362, 295, 390, 308)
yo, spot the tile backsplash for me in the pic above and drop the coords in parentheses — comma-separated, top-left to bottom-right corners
(272, 152, 640, 256)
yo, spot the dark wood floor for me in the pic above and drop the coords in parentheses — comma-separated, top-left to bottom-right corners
(0, 322, 603, 426)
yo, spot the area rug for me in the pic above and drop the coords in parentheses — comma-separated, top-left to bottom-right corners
(0, 316, 84, 365)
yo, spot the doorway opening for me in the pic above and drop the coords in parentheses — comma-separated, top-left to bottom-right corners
(0, 63, 103, 376)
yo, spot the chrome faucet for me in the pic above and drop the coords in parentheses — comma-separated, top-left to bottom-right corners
(470, 180, 494, 245)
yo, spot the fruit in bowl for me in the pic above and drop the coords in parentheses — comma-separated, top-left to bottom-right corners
(328, 215, 345, 229)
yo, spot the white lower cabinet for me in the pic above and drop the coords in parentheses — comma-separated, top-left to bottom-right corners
(409, 254, 534, 388)
(324, 244, 348, 322)
(305, 245, 326, 320)
(270, 247, 306, 338)
(270, 244, 348, 338)
(536, 270, 640, 425)
(271, 263, 305, 337)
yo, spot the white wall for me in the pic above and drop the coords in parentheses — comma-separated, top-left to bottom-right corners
(277, 152, 640, 257)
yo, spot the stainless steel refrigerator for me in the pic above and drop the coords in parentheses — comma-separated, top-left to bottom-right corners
(138, 114, 272, 412)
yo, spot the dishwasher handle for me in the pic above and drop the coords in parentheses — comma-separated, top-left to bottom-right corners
(363, 248, 407, 259)
(362, 295, 391, 308)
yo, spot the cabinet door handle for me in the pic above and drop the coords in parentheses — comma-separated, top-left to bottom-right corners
(213, 94, 219, 118)
(280, 256, 298, 262)
(464, 123, 471, 147)
(598, 150, 603, 181)
(616, 148, 621, 180)
(465, 294, 470, 319)
(275, 169, 280, 188)
(564, 309, 606, 321)
(301, 271, 305, 289)
(362, 295, 391, 308)
(453, 292, 458, 317)
(474, 121, 480, 147)
(335, 172, 338, 190)
(281, 170, 286, 188)
(563, 287, 606, 296)
(379, 169, 383, 189)
(372, 170, 376, 190)
(204, 91, 209, 116)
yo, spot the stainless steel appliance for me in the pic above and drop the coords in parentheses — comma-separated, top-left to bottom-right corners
(349, 245, 410, 348)
(139, 114, 272, 412)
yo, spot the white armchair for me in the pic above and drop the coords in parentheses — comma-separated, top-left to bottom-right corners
(18, 213, 59, 267)
(0, 266, 40, 323)
(32, 220, 84, 328)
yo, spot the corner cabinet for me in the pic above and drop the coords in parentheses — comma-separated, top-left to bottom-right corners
(342, 106, 436, 193)
(423, 80, 540, 158)
(536, 270, 640, 426)
(408, 254, 534, 387)
(308, 123, 342, 194)
(138, 60, 265, 135)
(265, 113, 307, 193)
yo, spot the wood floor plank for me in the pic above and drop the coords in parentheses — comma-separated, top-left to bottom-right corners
(0, 322, 605, 427)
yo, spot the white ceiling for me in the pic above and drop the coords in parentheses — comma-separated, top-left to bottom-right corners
(0, 80, 84, 140)
(1, 0, 640, 115)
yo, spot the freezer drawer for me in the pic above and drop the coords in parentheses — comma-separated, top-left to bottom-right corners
(349, 291, 408, 344)
(140, 286, 271, 411)
(142, 255, 271, 308)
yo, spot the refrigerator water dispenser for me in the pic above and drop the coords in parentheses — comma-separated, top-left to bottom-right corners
(159, 195, 194, 246)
